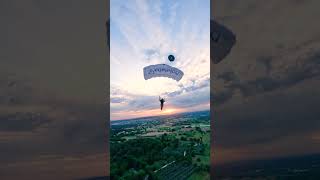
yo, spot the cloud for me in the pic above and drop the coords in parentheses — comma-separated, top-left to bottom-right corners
(214, 84, 320, 150)
(214, 49, 320, 106)
(0, 112, 52, 132)
(127, 95, 158, 110)
(164, 76, 210, 98)
(216, 71, 238, 83)
(256, 55, 273, 74)
(110, 97, 126, 104)
(212, 90, 234, 105)
(0, 89, 108, 177)
(172, 87, 210, 108)
(212, 0, 320, 167)
(0, 0, 109, 178)
(110, 0, 210, 119)
(143, 48, 161, 61)
(110, 75, 210, 120)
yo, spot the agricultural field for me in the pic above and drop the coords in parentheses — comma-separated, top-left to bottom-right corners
(110, 111, 210, 180)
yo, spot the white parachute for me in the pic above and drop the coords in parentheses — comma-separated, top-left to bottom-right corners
(143, 64, 184, 82)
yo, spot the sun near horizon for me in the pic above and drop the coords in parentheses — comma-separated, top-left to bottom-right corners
(111, 107, 182, 121)
(111, 102, 210, 121)
(110, 0, 210, 121)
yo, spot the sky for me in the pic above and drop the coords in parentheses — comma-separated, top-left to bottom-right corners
(0, 0, 108, 179)
(212, 0, 320, 168)
(110, 0, 210, 120)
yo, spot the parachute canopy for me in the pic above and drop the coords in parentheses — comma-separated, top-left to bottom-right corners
(143, 64, 184, 82)
(211, 20, 236, 64)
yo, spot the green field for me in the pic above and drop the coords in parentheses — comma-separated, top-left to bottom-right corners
(110, 111, 210, 180)
(188, 171, 210, 180)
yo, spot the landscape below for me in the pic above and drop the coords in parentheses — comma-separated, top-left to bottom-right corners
(110, 111, 210, 180)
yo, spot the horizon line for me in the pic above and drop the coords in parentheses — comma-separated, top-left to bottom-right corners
(110, 109, 210, 121)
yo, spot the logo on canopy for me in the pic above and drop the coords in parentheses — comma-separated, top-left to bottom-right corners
(143, 64, 184, 82)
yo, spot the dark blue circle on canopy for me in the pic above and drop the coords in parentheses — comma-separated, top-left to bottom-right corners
(168, 55, 175, 62)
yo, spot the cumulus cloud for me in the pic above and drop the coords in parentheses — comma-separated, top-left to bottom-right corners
(110, 0, 210, 120)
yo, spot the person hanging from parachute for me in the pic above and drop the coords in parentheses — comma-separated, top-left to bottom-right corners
(105, 19, 236, 111)
(159, 96, 165, 110)
(143, 55, 182, 111)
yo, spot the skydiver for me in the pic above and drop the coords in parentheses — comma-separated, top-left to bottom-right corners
(159, 96, 165, 110)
